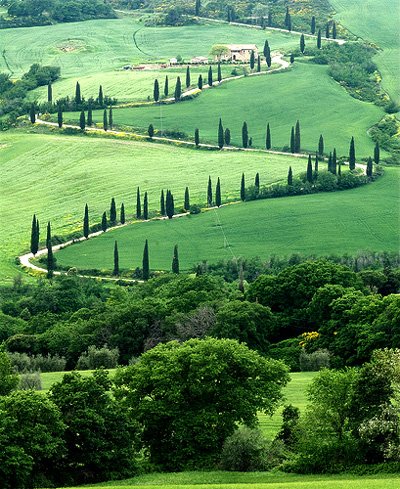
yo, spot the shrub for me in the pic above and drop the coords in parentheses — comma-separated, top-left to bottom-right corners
(189, 204, 201, 214)
(76, 345, 119, 370)
(9, 352, 66, 372)
(299, 349, 331, 371)
(19, 371, 42, 390)
(220, 427, 269, 471)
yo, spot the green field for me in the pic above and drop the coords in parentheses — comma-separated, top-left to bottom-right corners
(55, 167, 400, 273)
(40, 369, 116, 391)
(331, 0, 400, 104)
(77, 62, 384, 157)
(0, 130, 303, 280)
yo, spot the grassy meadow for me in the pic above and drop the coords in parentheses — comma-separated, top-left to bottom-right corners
(0, 129, 303, 280)
(76, 62, 384, 157)
(331, 0, 400, 104)
(55, 167, 400, 273)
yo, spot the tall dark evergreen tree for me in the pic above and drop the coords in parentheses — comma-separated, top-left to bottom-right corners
(215, 177, 221, 207)
(290, 53, 295, 64)
(300, 34, 305, 54)
(164, 75, 169, 97)
(306, 155, 313, 182)
(98, 85, 104, 106)
(366, 156, 373, 177)
(255, 172, 260, 195)
(113, 241, 119, 276)
(142, 240, 150, 280)
(317, 29, 322, 49)
(208, 66, 213, 87)
(57, 105, 63, 128)
(287, 166, 293, 185)
(195, 128, 200, 146)
(186, 66, 191, 88)
(217, 62, 222, 82)
(266, 123, 271, 149)
(242, 121, 248, 148)
(240, 173, 246, 201)
(101, 212, 107, 232)
(120, 202, 125, 224)
(327, 152, 332, 173)
(87, 103, 93, 126)
(268, 12, 272, 26)
(184, 186, 190, 210)
(47, 83, 52, 103)
(153, 79, 160, 102)
(36, 219, 39, 250)
(287, 14, 292, 31)
(143, 192, 148, 220)
(290, 126, 295, 153)
(257, 55, 261, 72)
(83, 204, 89, 238)
(148, 124, 154, 138)
(174, 76, 182, 100)
(311, 16, 316, 34)
(250, 50, 255, 70)
(295, 120, 301, 153)
(198, 74, 203, 89)
(338, 160, 342, 176)
(110, 198, 117, 224)
(136, 187, 142, 219)
(325, 22, 330, 38)
(332, 148, 337, 175)
(79, 110, 86, 130)
(224, 128, 231, 145)
(46, 221, 54, 279)
(284, 6, 290, 26)
(374, 142, 380, 164)
(195, 0, 200, 16)
(207, 176, 213, 206)
(166, 190, 175, 219)
(172, 244, 179, 274)
(160, 190, 166, 216)
(218, 118, 224, 149)
(75, 81, 81, 105)
(332, 21, 337, 39)
(30, 214, 38, 255)
(109, 107, 113, 129)
(349, 136, 356, 170)
(103, 109, 108, 131)
(315, 153, 319, 172)
(318, 134, 324, 156)
(29, 104, 36, 124)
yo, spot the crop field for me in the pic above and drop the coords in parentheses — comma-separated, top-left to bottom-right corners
(79, 62, 384, 157)
(331, 0, 400, 104)
(0, 130, 303, 280)
(55, 168, 400, 273)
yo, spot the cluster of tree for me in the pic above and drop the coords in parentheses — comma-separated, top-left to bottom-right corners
(0, 0, 115, 28)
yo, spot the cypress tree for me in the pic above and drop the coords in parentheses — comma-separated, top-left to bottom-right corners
(300, 34, 305, 54)
(154, 79, 160, 102)
(166, 190, 175, 219)
(208, 66, 213, 87)
(101, 212, 107, 232)
(290, 53, 295, 64)
(103, 109, 108, 131)
(148, 124, 154, 138)
(46, 221, 54, 279)
(29, 104, 36, 124)
(136, 187, 142, 219)
(338, 160, 342, 176)
(287, 166, 293, 185)
(224, 128, 231, 145)
(295, 120, 301, 153)
(311, 16, 316, 34)
(120, 202, 125, 224)
(142, 239, 150, 280)
(332, 148, 337, 175)
(318, 134, 324, 156)
(87, 102, 93, 126)
(207, 176, 213, 205)
(315, 153, 319, 172)
(75, 81, 81, 105)
(30, 214, 38, 255)
(327, 152, 332, 173)
(83, 204, 89, 238)
(198, 74, 203, 89)
(195, 0, 200, 16)
(332, 21, 337, 39)
(317, 29, 322, 49)
(79, 110, 86, 130)
(164, 75, 169, 97)
(184, 187, 190, 210)
(174, 76, 182, 100)
(266, 122, 271, 149)
(240, 173, 246, 201)
(195, 128, 200, 146)
(57, 105, 63, 128)
(172, 244, 179, 274)
(264, 40, 271, 67)
(47, 83, 52, 103)
(325, 23, 330, 38)
(218, 118, 224, 149)
(287, 14, 292, 32)
(36, 219, 40, 250)
(255, 172, 260, 195)
(109, 107, 113, 129)
(374, 142, 380, 164)
(186, 66, 190, 88)
(215, 177, 221, 207)
(160, 190, 166, 216)
(268, 12, 272, 27)
(143, 192, 149, 220)
(110, 198, 117, 224)
(250, 50, 255, 70)
(217, 62, 222, 82)
(98, 85, 104, 106)
(306, 155, 313, 182)
(284, 6, 290, 26)
(249, 137, 252, 147)
(242, 121, 248, 148)
(113, 241, 119, 276)
(367, 157, 373, 177)
(349, 136, 356, 170)
(290, 126, 295, 153)
(257, 55, 261, 72)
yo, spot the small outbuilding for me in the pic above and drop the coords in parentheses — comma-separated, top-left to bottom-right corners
(217, 44, 258, 62)
(169, 57, 178, 65)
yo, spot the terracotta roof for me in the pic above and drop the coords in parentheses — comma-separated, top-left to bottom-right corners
(226, 44, 257, 51)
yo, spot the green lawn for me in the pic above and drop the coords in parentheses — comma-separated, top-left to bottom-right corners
(78, 62, 383, 157)
(331, 0, 400, 104)
(0, 129, 303, 281)
(40, 369, 116, 391)
(55, 167, 400, 273)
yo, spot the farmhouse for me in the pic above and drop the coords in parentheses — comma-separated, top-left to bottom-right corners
(218, 44, 258, 62)
(191, 56, 209, 64)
